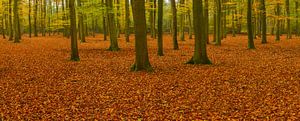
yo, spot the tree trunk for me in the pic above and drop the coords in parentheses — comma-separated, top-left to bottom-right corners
(125, 0, 130, 42)
(179, 0, 185, 41)
(13, 0, 20, 43)
(204, 0, 209, 43)
(8, 0, 13, 41)
(247, 0, 255, 49)
(131, 0, 152, 71)
(187, 0, 211, 64)
(78, 0, 86, 42)
(286, 0, 291, 39)
(28, 0, 32, 38)
(170, 0, 179, 50)
(260, 0, 267, 44)
(69, 0, 80, 61)
(215, 0, 221, 45)
(296, 2, 299, 36)
(157, 0, 163, 56)
(34, 0, 38, 37)
(106, 0, 120, 51)
(275, 3, 280, 41)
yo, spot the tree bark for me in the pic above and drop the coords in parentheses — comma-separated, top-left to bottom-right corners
(157, 0, 163, 56)
(69, 0, 80, 61)
(247, 0, 255, 49)
(170, 0, 179, 50)
(187, 0, 211, 64)
(131, 0, 152, 71)
(260, 0, 267, 44)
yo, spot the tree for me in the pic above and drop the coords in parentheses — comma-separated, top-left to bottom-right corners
(170, 0, 179, 50)
(78, 0, 86, 42)
(8, 0, 13, 41)
(285, 0, 291, 39)
(131, 0, 152, 71)
(69, 0, 80, 61)
(215, 0, 222, 45)
(34, 0, 38, 37)
(247, 0, 255, 49)
(106, 0, 120, 51)
(204, 0, 209, 43)
(28, 0, 32, 38)
(186, 0, 211, 64)
(13, 0, 20, 43)
(157, 0, 163, 56)
(125, 0, 130, 42)
(275, 2, 280, 41)
(260, 0, 267, 44)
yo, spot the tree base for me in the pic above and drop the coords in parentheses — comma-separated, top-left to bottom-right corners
(107, 47, 120, 51)
(186, 57, 212, 65)
(70, 57, 80, 61)
(130, 63, 153, 72)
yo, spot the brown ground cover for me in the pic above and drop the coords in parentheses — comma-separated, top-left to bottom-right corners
(0, 34, 300, 120)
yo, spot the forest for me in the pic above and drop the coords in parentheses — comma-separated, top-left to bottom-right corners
(0, 0, 300, 120)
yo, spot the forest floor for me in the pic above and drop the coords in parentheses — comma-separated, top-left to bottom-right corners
(0, 34, 300, 120)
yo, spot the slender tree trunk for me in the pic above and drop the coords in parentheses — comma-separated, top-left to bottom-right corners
(8, 0, 13, 41)
(286, 0, 291, 39)
(275, 3, 280, 41)
(157, 0, 163, 56)
(78, 0, 85, 42)
(28, 0, 32, 38)
(187, 0, 211, 64)
(260, 0, 267, 44)
(204, 0, 209, 43)
(1, 16, 6, 39)
(34, 0, 38, 37)
(179, 0, 185, 41)
(13, 0, 19, 43)
(187, 9, 193, 39)
(296, 2, 299, 36)
(131, 0, 152, 71)
(215, 0, 221, 45)
(247, 0, 255, 49)
(69, 0, 79, 61)
(213, 12, 216, 42)
(171, 0, 179, 50)
(125, 0, 130, 42)
(106, 0, 119, 51)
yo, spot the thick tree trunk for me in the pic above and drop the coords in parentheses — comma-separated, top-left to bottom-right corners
(170, 0, 179, 50)
(247, 0, 255, 49)
(131, 0, 152, 71)
(69, 0, 80, 61)
(187, 0, 211, 64)
(157, 0, 163, 56)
